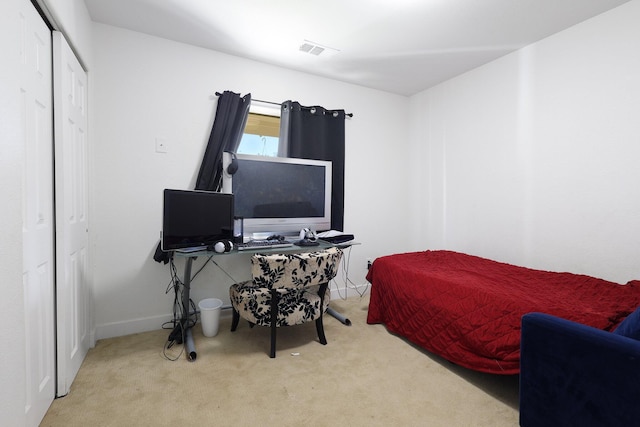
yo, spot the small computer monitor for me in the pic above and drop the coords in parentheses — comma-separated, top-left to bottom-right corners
(161, 189, 234, 251)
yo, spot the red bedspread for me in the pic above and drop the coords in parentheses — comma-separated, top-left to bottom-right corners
(366, 250, 640, 374)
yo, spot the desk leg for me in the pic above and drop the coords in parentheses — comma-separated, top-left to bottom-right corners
(182, 257, 197, 360)
(327, 307, 351, 326)
(185, 328, 196, 361)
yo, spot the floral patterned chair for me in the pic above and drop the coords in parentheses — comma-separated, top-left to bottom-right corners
(229, 247, 343, 358)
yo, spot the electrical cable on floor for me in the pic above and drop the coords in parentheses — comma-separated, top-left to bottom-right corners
(162, 258, 193, 361)
(163, 323, 185, 361)
(333, 246, 369, 300)
(334, 246, 350, 300)
(161, 255, 238, 361)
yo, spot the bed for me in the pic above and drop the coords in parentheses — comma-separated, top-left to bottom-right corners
(366, 250, 640, 374)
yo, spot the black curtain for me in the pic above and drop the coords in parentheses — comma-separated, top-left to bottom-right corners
(280, 101, 346, 231)
(195, 91, 251, 191)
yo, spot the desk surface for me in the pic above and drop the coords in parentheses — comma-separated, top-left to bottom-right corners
(173, 239, 356, 258)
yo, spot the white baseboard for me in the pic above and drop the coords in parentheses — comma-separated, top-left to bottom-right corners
(95, 314, 173, 340)
(329, 282, 370, 299)
(94, 306, 235, 340)
(95, 285, 369, 341)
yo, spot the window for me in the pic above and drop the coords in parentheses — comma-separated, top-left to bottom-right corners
(238, 102, 281, 157)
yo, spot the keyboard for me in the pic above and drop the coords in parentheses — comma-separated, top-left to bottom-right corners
(237, 239, 294, 251)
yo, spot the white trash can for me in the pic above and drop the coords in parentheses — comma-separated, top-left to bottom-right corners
(198, 298, 223, 337)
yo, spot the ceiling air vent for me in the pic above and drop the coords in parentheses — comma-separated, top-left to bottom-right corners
(299, 40, 339, 57)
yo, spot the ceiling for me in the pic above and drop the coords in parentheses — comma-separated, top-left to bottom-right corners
(83, 0, 630, 96)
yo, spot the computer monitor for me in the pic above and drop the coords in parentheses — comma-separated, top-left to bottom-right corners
(161, 189, 234, 251)
(222, 153, 332, 237)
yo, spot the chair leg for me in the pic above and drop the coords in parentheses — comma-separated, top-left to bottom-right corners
(270, 289, 278, 358)
(316, 316, 327, 345)
(231, 308, 240, 331)
(270, 324, 277, 358)
(316, 283, 328, 345)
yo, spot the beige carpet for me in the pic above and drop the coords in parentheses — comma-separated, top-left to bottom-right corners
(41, 295, 519, 426)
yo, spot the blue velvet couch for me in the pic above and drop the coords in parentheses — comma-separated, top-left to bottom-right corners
(519, 312, 640, 427)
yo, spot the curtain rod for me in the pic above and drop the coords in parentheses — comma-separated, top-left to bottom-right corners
(215, 92, 353, 118)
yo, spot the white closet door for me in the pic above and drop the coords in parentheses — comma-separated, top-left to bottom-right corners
(53, 30, 92, 397)
(20, 1, 55, 425)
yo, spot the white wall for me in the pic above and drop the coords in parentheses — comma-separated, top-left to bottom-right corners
(44, 0, 93, 68)
(91, 23, 410, 339)
(410, 0, 640, 283)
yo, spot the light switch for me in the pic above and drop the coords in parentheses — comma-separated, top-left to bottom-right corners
(155, 137, 168, 153)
